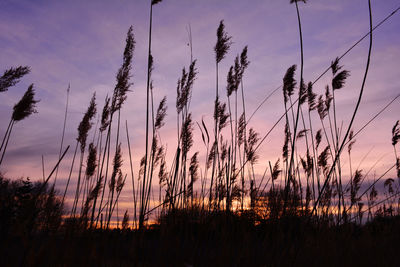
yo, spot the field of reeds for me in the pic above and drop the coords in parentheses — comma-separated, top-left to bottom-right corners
(1, 0, 400, 266)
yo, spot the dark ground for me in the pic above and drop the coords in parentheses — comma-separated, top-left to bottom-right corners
(1, 214, 400, 266)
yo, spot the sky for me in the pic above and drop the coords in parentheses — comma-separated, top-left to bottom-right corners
(1, 0, 399, 219)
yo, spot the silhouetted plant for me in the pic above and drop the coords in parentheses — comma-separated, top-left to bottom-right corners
(0, 66, 30, 92)
(96, 26, 135, 228)
(0, 84, 39, 166)
(71, 93, 97, 216)
(140, 0, 162, 229)
(0, 174, 63, 235)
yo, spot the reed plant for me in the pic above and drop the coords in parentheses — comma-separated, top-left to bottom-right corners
(0, 84, 39, 166)
(2, 0, 400, 240)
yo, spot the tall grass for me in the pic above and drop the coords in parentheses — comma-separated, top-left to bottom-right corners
(1, 0, 399, 233)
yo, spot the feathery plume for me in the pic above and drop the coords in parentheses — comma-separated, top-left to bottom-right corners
(283, 123, 290, 161)
(220, 138, 228, 162)
(246, 128, 260, 164)
(332, 70, 350, 91)
(83, 177, 103, 217)
(392, 120, 400, 146)
(154, 145, 164, 168)
(316, 129, 322, 149)
(238, 113, 246, 147)
(112, 26, 135, 113)
(152, 0, 162, 5)
(271, 159, 282, 181)
(317, 95, 327, 120)
(176, 61, 197, 112)
(85, 143, 97, 178)
(214, 20, 232, 64)
(330, 57, 342, 75)
(307, 82, 317, 111)
(240, 46, 250, 75)
(155, 96, 167, 130)
(297, 129, 308, 139)
(100, 96, 111, 132)
(188, 152, 199, 195)
(110, 144, 123, 191)
(325, 85, 332, 111)
(218, 103, 229, 132)
(226, 66, 235, 97)
(0, 66, 30, 92)
(369, 185, 378, 203)
(207, 142, 217, 169)
(351, 170, 363, 204)
(181, 113, 194, 156)
(122, 210, 129, 230)
(384, 178, 395, 194)
(318, 146, 330, 174)
(158, 156, 168, 186)
(348, 130, 356, 154)
(116, 171, 125, 193)
(77, 93, 97, 152)
(12, 84, 39, 121)
(283, 65, 297, 103)
(227, 47, 250, 97)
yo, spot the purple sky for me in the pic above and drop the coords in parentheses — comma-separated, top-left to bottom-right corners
(1, 0, 400, 215)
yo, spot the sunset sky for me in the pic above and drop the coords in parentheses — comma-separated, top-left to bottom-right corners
(1, 0, 399, 215)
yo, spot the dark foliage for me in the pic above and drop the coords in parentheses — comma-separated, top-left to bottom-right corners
(0, 174, 63, 236)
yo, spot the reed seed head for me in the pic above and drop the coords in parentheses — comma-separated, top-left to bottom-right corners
(100, 95, 111, 132)
(283, 65, 297, 103)
(77, 93, 97, 152)
(110, 143, 123, 191)
(12, 84, 39, 122)
(317, 95, 327, 120)
(155, 96, 167, 130)
(0, 66, 30, 92)
(307, 82, 317, 111)
(189, 152, 199, 185)
(246, 128, 260, 164)
(214, 20, 232, 64)
(299, 79, 307, 105)
(85, 143, 97, 178)
(176, 60, 197, 113)
(331, 57, 342, 75)
(348, 130, 356, 154)
(272, 159, 282, 181)
(112, 26, 135, 113)
(351, 170, 363, 204)
(316, 129, 322, 149)
(181, 113, 194, 156)
(332, 70, 350, 90)
(152, 0, 162, 5)
(392, 120, 400, 146)
(238, 113, 246, 147)
(325, 85, 333, 111)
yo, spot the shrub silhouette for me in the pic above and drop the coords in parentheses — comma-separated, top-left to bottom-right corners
(0, 173, 64, 236)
